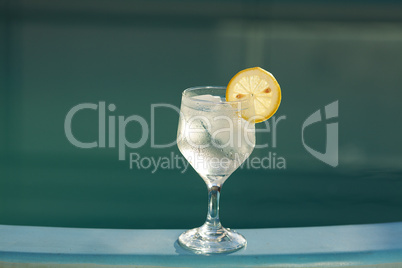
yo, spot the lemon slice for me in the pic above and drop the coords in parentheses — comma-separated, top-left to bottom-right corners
(226, 67, 281, 123)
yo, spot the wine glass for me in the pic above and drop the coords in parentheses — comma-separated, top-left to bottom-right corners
(177, 86, 255, 254)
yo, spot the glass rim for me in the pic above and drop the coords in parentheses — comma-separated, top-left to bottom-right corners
(182, 86, 249, 105)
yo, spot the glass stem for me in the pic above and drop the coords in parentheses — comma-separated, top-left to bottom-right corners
(205, 185, 222, 230)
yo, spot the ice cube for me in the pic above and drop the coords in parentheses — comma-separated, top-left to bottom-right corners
(194, 94, 223, 103)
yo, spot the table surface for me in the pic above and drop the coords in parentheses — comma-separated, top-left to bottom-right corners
(1, 222, 402, 267)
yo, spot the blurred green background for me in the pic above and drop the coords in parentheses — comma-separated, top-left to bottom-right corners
(0, 0, 402, 229)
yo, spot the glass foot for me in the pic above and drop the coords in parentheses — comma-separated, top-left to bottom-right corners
(178, 226, 247, 254)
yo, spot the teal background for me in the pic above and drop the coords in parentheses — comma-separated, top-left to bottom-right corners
(0, 0, 402, 229)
